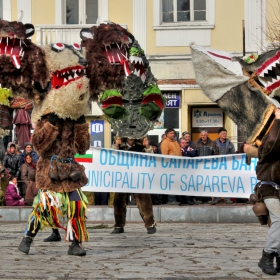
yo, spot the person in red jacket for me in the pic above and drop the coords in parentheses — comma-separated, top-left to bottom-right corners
(5, 176, 25, 206)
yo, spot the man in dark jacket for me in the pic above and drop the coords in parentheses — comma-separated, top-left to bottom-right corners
(254, 108, 280, 275)
(179, 137, 196, 205)
(19, 142, 39, 165)
(182, 131, 196, 150)
(210, 127, 236, 205)
(195, 129, 219, 156)
(3, 142, 21, 179)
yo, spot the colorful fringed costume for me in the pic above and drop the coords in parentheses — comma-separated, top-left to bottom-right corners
(26, 189, 89, 243)
(17, 41, 91, 256)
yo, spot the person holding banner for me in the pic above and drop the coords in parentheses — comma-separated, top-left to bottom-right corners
(195, 130, 219, 157)
(182, 131, 196, 150)
(195, 130, 219, 204)
(253, 108, 280, 275)
(179, 137, 196, 205)
(111, 137, 157, 234)
(210, 127, 236, 205)
(161, 128, 182, 205)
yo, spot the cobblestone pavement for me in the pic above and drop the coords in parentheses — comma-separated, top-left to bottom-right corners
(0, 222, 278, 279)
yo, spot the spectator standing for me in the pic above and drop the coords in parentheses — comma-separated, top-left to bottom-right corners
(161, 128, 182, 205)
(182, 131, 196, 149)
(143, 137, 162, 205)
(5, 176, 25, 206)
(181, 132, 202, 204)
(209, 127, 236, 205)
(3, 142, 21, 179)
(157, 134, 166, 154)
(195, 130, 219, 157)
(149, 141, 159, 154)
(179, 137, 196, 205)
(142, 137, 153, 153)
(21, 154, 37, 205)
(195, 130, 219, 203)
(19, 142, 39, 165)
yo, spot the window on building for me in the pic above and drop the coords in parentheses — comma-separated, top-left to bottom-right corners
(162, 0, 206, 23)
(66, 0, 98, 24)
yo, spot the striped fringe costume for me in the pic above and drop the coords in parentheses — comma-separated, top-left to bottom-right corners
(25, 188, 89, 243)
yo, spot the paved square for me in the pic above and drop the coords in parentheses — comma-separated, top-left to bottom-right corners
(0, 222, 275, 279)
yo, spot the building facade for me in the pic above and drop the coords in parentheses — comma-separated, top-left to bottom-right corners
(1, 0, 277, 148)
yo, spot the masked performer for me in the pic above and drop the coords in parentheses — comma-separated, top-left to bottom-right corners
(0, 20, 48, 161)
(81, 23, 165, 234)
(191, 44, 280, 275)
(18, 42, 90, 256)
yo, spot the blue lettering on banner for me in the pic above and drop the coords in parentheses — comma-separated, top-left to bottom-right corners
(188, 175, 196, 191)
(204, 158, 210, 170)
(99, 149, 158, 170)
(86, 170, 156, 190)
(179, 174, 247, 194)
(196, 175, 203, 191)
(221, 176, 228, 193)
(204, 176, 211, 191)
(160, 174, 168, 190)
(180, 174, 188, 191)
(232, 155, 254, 171)
(115, 171, 122, 187)
(250, 177, 258, 194)
(211, 157, 219, 170)
(237, 177, 245, 193)
(212, 176, 220, 192)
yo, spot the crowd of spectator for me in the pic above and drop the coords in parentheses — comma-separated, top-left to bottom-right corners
(0, 127, 245, 207)
(0, 142, 38, 206)
(146, 127, 242, 206)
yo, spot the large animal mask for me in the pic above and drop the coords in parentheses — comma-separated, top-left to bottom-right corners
(31, 43, 90, 123)
(0, 20, 48, 99)
(81, 23, 165, 138)
(191, 45, 279, 144)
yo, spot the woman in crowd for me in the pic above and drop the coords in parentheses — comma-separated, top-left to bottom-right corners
(21, 154, 37, 206)
(5, 176, 25, 206)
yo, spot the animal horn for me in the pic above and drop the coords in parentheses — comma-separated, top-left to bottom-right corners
(18, 10, 24, 22)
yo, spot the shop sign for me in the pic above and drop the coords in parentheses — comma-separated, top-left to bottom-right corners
(90, 120, 104, 147)
(163, 92, 180, 108)
(192, 108, 223, 127)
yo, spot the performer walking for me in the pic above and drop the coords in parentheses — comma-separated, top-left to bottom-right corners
(254, 108, 280, 275)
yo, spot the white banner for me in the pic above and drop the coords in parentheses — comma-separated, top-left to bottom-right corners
(81, 148, 258, 198)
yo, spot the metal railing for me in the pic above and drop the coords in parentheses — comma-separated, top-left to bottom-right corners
(35, 24, 93, 45)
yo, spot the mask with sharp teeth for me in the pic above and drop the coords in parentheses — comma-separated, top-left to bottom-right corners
(191, 44, 280, 144)
(240, 49, 280, 97)
(0, 20, 49, 101)
(31, 43, 90, 123)
(82, 23, 165, 138)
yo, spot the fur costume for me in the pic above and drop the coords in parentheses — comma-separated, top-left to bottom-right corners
(0, 20, 48, 98)
(0, 20, 48, 159)
(18, 41, 91, 256)
(81, 23, 165, 138)
(81, 23, 160, 233)
(191, 45, 280, 145)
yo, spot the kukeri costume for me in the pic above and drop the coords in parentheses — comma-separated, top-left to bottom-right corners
(17, 42, 91, 256)
(0, 20, 48, 162)
(81, 23, 165, 234)
(191, 45, 280, 146)
(191, 45, 280, 275)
